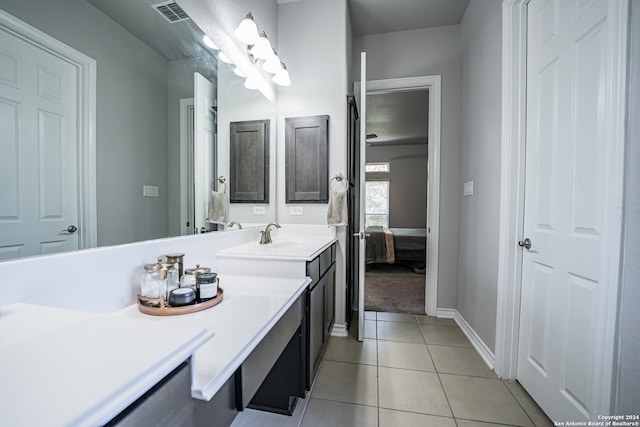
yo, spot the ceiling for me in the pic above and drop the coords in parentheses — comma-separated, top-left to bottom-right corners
(348, 0, 470, 36)
(366, 90, 429, 147)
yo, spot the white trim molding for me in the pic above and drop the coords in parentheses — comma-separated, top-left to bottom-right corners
(360, 75, 442, 317)
(0, 9, 97, 250)
(438, 308, 496, 371)
(330, 323, 348, 337)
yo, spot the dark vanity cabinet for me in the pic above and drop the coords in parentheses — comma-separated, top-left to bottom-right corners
(306, 243, 336, 389)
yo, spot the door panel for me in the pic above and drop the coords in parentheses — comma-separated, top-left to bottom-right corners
(0, 26, 78, 260)
(194, 72, 216, 232)
(518, 0, 615, 420)
(356, 52, 367, 342)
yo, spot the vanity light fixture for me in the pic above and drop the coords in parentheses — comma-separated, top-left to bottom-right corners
(234, 12, 259, 45)
(202, 35, 219, 50)
(262, 49, 283, 74)
(218, 51, 233, 64)
(272, 62, 291, 87)
(251, 32, 273, 60)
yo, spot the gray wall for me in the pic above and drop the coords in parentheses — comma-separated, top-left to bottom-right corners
(366, 145, 428, 228)
(614, 0, 640, 413)
(0, 0, 170, 246)
(457, 0, 502, 352)
(353, 25, 461, 309)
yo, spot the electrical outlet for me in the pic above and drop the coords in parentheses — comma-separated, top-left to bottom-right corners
(143, 185, 159, 197)
(464, 181, 474, 196)
(289, 206, 304, 216)
(253, 206, 266, 215)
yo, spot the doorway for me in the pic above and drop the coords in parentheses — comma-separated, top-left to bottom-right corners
(353, 75, 442, 324)
(363, 89, 429, 314)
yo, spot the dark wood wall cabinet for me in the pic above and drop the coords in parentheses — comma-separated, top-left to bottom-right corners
(229, 119, 269, 203)
(285, 115, 329, 203)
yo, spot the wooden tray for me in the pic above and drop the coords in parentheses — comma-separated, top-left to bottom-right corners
(137, 287, 223, 316)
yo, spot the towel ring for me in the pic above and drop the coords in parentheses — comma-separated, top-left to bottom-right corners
(330, 173, 348, 191)
(211, 176, 227, 193)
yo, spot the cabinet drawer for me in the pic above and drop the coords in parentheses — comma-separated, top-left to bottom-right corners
(236, 294, 304, 409)
(319, 246, 334, 277)
(306, 257, 320, 286)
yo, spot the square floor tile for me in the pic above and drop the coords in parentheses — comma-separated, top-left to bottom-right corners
(363, 319, 377, 339)
(311, 360, 378, 406)
(416, 315, 457, 327)
(440, 374, 533, 426)
(503, 380, 553, 427)
(323, 337, 377, 366)
(231, 396, 306, 427)
(364, 311, 377, 320)
(378, 367, 451, 417)
(377, 340, 435, 372)
(420, 324, 472, 347)
(456, 420, 515, 427)
(429, 345, 496, 378)
(377, 312, 418, 323)
(379, 408, 456, 427)
(300, 398, 378, 427)
(377, 321, 425, 343)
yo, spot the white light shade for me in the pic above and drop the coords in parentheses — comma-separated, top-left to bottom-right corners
(262, 50, 282, 74)
(218, 51, 233, 64)
(234, 13, 259, 45)
(233, 67, 246, 78)
(272, 63, 291, 86)
(202, 35, 219, 50)
(244, 78, 257, 90)
(251, 32, 272, 60)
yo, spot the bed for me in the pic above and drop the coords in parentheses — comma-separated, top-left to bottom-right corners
(365, 226, 426, 265)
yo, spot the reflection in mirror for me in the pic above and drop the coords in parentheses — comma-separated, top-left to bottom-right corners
(0, 0, 276, 262)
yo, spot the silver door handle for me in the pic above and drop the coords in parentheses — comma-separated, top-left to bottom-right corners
(62, 225, 77, 233)
(518, 238, 532, 249)
(353, 232, 371, 239)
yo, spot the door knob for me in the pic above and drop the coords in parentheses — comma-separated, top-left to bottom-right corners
(518, 238, 532, 249)
(62, 225, 78, 233)
(353, 232, 371, 239)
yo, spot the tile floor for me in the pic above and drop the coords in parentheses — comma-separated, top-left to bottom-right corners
(231, 312, 553, 427)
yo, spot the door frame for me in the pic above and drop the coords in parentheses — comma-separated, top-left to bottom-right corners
(0, 10, 97, 250)
(355, 75, 441, 316)
(495, 0, 629, 415)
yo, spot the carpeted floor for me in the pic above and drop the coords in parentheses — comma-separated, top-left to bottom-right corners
(365, 264, 426, 314)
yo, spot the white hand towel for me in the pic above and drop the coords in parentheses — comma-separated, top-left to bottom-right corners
(327, 185, 348, 226)
(207, 190, 229, 224)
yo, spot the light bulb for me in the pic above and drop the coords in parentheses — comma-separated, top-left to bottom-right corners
(218, 51, 233, 64)
(262, 50, 282, 74)
(251, 32, 272, 60)
(202, 35, 219, 50)
(272, 63, 291, 86)
(234, 12, 259, 45)
(244, 78, 257, 90)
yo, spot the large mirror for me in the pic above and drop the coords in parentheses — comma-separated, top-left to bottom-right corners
(0, 0, 277, 261)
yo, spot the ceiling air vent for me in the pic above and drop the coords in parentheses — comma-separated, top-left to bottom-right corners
(151, 1, 190, 23)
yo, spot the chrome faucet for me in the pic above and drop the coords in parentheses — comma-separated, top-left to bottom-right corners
(227, 221, 243, 230)
(259, 222, 281, 244)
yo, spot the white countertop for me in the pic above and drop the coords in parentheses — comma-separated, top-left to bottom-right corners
(0, 304, 212, 427)
(0, 275, 309, 426)
(216, 235, 336, 261)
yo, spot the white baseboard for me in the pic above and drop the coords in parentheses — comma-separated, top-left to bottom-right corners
(437, 308, 496, 371)
(331, 323, 348, 337)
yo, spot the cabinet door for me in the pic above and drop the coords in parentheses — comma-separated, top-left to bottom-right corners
(308, 278, 325, 384)
(285, 115, 329, 203)
(324, 263, 336, 337)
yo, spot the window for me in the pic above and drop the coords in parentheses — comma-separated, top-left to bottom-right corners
(365, 162, 390, 173)
(365, 180, 389, 227)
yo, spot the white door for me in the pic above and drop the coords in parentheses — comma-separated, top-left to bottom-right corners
(194, 72, 216, 232)
(0, 25, 79, 260)
(518, 0, 622, 420)
(356, 52, 367, 341)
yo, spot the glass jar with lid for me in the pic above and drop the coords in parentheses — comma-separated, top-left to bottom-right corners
(140, 258, 164, 298)
(182, 264, 211, 290)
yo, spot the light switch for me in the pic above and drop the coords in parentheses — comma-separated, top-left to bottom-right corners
(289, 206, 304, 216)
(143, 185, 159, 197)
(464, 181, 474, 196)
(253, 206, 266, 215)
